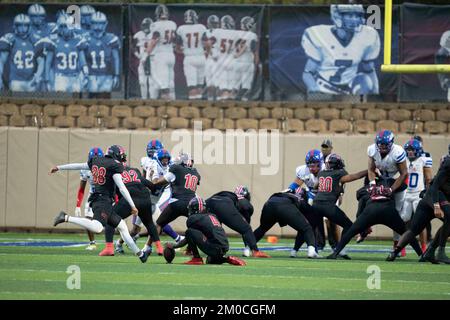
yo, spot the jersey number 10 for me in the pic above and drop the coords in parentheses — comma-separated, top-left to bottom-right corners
(184, 174, 198, 192)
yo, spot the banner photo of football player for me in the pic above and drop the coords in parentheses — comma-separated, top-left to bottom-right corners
(0, 3, 123, 97)
(400, 4, 450, 102)
(128, 4, 264, 101)
(268, 5, 399, 101)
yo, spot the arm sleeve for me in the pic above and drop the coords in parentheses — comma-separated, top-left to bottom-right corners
(57, 163, 89, 171)
(113, 173, 136, 209)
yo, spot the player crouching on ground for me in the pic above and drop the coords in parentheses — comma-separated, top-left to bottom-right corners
(49, 145, 150, 263)
(170, 196, 246, 266)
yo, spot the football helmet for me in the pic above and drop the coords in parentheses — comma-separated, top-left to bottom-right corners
(88, 147, 104, 161)
(404, 139, 423, 161)
(157, 149, 171, 167)
(155, 4, 169, 20)
(90, 11, 108, 36)
(57, 14, 75, 39)
(173, 152, 194, 167)
(240, 16, 255, 31)
(330, 4, 365, 33)
(27, 4, 46, 28)
(187, 196, 207, 216)
(325, 153, 345, 170)
(184, 9, 198, 24)
(13, 14, 31, 39)
(141, 17, 153, 34)
(80, 5, 95, 29)
(106, 145, 127, 163)
(305, 149, 323, 175)
(375, 130, 395, 155)
(146, 139, 164, 158)
(207, 15, 220, 29)
(235, 185, 251, 201)
(220, 15, 235, 30)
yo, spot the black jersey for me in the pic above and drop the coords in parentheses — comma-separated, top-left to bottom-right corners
(208, 191, 239, 206)
(237, 198, 254, 222)
(187, 213, 229, 249)
(169, 164, 201, 199)
(87, 156, 124, 198)
(118, 166, 153, 196)
(425, 156, 450, 204)
(314, 169, 348, 204)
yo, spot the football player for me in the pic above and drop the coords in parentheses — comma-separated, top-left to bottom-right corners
(212, 15, 239, 100)
(146, 4, 177, 100)
(50, 145, 150, 263)
(28, 4, 53, 38)
(368, 130, 409, 251)
(176, 9, 207, 100)
(80, 5, 96, 32)
(75, 147, 104, 251)
(286, 149, 326, 256)
(301, 4, 380, 95)
(134, 17, 159, 99)
(233, 16, 258, 101)
(387, 155, 450, 264)
(312, 154, 367, 259)
(83, 12, 121, 95)
(204, 14, 220, 101)
(171, 196, 246, 266)
(205, 187, 270, 258)
(435, 30, 450, 102)
(0, 14, 44, 92)
(400, 139, 432, 253)
(43, 14, 88, 93)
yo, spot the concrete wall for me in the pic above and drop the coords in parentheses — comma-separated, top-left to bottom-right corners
(0, 127, 448, 238)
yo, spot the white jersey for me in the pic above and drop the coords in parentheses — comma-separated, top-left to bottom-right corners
(150, 160, 171, 181)
(211, 28, 240, 64)
(367, 144, 406, 178)
(205, 29, 218, 59)
(80, 169, 94, 194)
(176, 23, 207, 56)
(301, 25, 380, 86)
(140, 156, 155, 173)
(406, 156, 432, 194)
(150, 20, 177, 54)
(295, 163, 326, 190)
(133, 30, 153, 60)
(235, 30, 257, 64)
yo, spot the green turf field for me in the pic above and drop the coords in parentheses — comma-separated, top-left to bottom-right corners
(0, 233, 449, 300)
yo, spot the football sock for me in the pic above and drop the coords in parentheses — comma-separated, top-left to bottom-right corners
(117, 220, 140, 255)
(163, 225, 179, 240)
(104, 224, 115, 243)
(67, 216, 103, 233)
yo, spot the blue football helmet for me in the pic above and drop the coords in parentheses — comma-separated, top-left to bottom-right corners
(157, 149, 171, 167)
(330, 4, 365, 33)
(88, 147, 104, 161)
(375, 130, 395, 155)
(13, 14, 31, 39)
(90, 11, 107, 36)
(80, 5, 96, 30)
(27, 4, 46, 28)
(404, 139, 423, 160)
(146, 139, 164, 158)
(305, 149, 323, 175)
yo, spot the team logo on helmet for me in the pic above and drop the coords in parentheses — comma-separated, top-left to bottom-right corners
(184, 9, 198, 24)
(207, 15, 220, 29)
(220, 15, 235, 30)
(330, 4, 365, 33)
(13, 14, 31, 38)
(240, 16, 255, 31)
(155, 4, 169, 20)
(234, 185, 251, 201)
(187, 196, 206, 216)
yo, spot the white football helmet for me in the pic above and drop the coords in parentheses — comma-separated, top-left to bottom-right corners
(330, 4, 365, 32)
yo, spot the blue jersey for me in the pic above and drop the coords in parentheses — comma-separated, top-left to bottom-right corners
(47, 34, 87, 76)
(30, 23, 54, 39)
(83, 32, 120, 76)
(0, 33, 41, 81)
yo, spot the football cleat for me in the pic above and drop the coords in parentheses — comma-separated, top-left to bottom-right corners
(307, 246, 320, 259)
(85, 243, 97, 251)
(53, 211, 67, 226)
(243, 246, 251, 257)
(139, 249, 150, 263)
(326, 253, 338, 259)
(436, 247, 450, 264)
(419, 246, 439, 264)
(184, 257, 204, 265)
(252, 250, 270, 258)
(99, 243, 114, 256)
(227, 256, 246, 266)
(115, 244, 124, 254)
(289, 249, 298, 258)
(386, 251, 397, 262)
(339, 253, 351, 260)
(155, 241, 164, 256)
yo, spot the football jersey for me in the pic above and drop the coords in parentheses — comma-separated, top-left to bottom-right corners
(424, 156, 450, 204)
(0, 33, 41, 81)
(133, 30, 153, 60)
(87, 156, 124, 198)
(80, 169, 94, 194)
(176, 23, 207, 56)
(46, 34, 87, 75)
(150, 20, 177, 54)
(211, 28, 239, 63)
(150, 159, 172, 181)
(235, 30, 257, 64)
(406, 156, 432, 194)
(167, 164, 201, 199)
(30, 23, 54, 38)
(314, 169, 348, 204)
(204, 29, 219, 59)
(207, 191, 239, 208)
(140, 156, 154, 174)
(295, 163, 326, 190)
(83, 33, 120, 76)
(301, 25, 380, 86)
(186, 213, 229, 249)
(367, 143, 406, 179)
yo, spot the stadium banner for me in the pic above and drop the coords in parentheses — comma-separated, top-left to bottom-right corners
(127, 4, 264, 101)
(400, 4, 450, 102)
(268, 5, 399, 101)
(0, 3, 124, 98)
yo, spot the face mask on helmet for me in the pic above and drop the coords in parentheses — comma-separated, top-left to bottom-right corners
(331, 5, 365, 33)
(157, 149, 171, 167)
(184, 10, 198, 24)
(207, 15, 219, 29)
(91, 13, 107, 36)
(187, 196, 206, 216)
(106, 145, 127, 163)
(375, 130, 394, 155)
(141, 18, 152, 34)
(14, 15, 31, 38)
(28, 4, 46, 27)
(88, 147, 104, 161)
